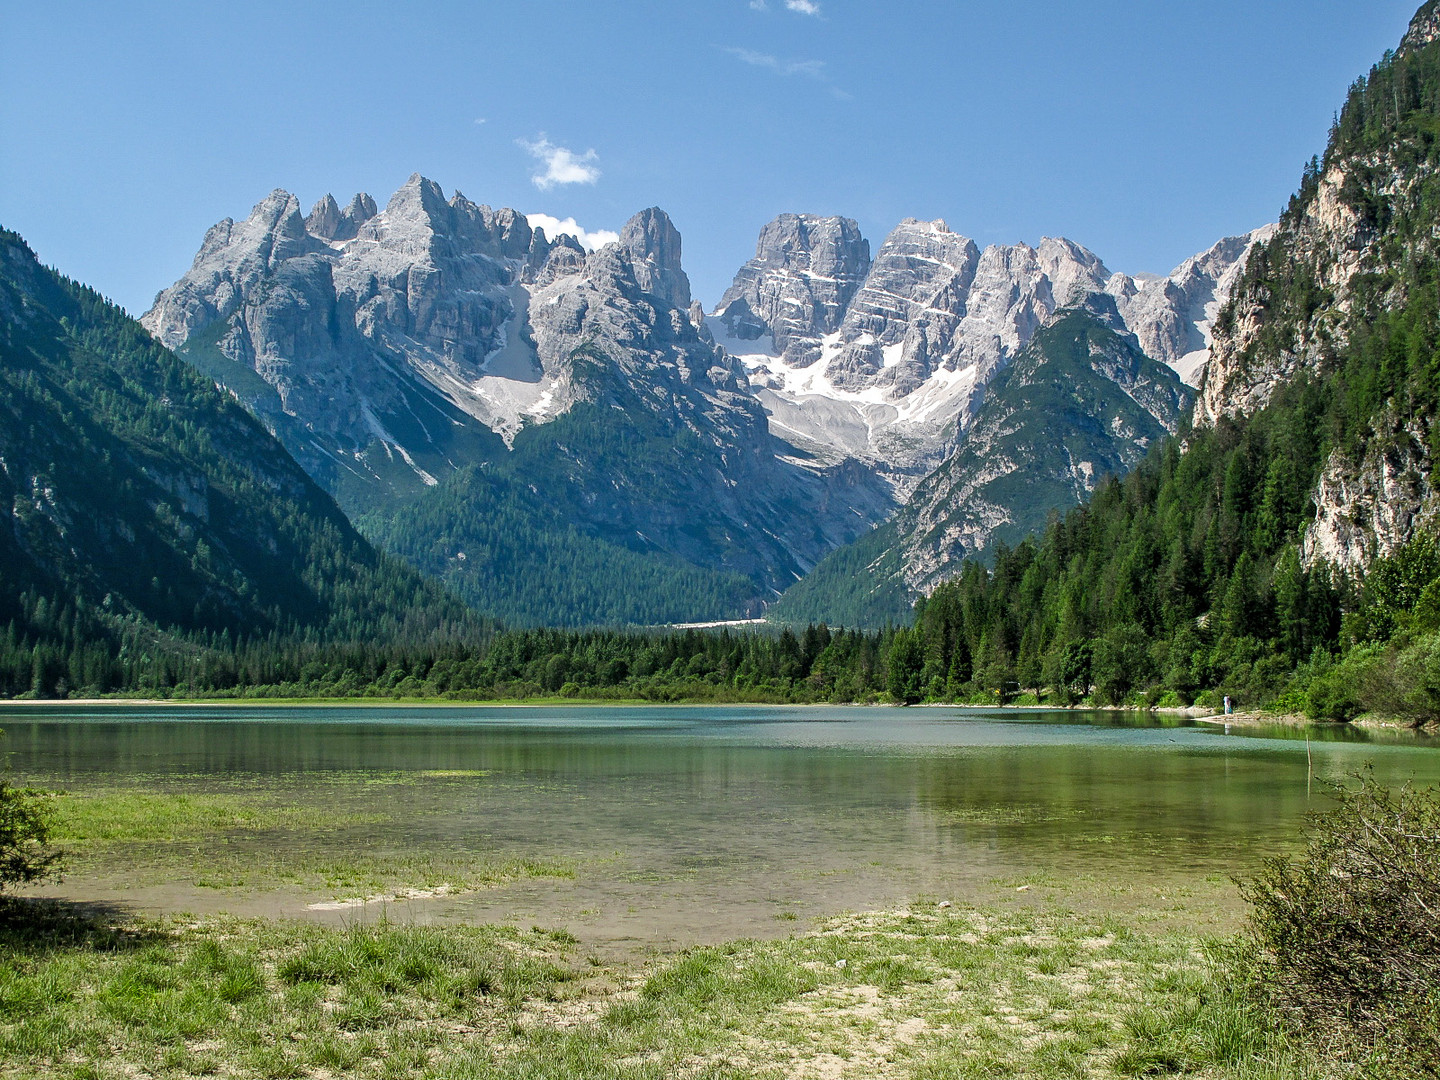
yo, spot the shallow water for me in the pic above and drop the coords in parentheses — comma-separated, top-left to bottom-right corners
(5, 704, 1439, 952)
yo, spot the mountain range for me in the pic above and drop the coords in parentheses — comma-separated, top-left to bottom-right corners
(139, 179, 1270, 626)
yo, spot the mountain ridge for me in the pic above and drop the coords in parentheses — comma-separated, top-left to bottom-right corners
(144, 174, 1273, 627)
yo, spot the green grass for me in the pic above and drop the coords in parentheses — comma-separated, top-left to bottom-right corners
(41, 777, 575, 900)
(0, 901, 577, 1079)
(0, 901, 1327, 1080)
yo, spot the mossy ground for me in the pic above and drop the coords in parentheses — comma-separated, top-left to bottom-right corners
(0, 901, 1323, 1080)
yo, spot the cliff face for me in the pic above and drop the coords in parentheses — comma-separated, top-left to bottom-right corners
(1195, 168, 1379, 427)
(1303, 418, 1438, 571)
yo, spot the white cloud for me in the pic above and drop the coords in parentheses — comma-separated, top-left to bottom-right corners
(785, 0, 821, 14)
(749, 0, 768, 8)
(723, 46, 826, 79)
(518, 135, 601, 191)
(474, 117, 487, 125)
(525, 214, 619, 252)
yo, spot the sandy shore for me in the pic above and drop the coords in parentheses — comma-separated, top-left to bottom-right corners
(1195, 711, 1312, 727)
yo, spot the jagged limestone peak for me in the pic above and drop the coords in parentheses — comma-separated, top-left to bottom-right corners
(617, 207, 690, 309)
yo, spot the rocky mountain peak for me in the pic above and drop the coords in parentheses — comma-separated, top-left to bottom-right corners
(305, 194, 343, 239)
(1403, 0, 1440, 51)
(617, 207, 690, 309)
(711, 213, 870, 363)
(383, 173, 452, 229)
(210, 189, 315, 271)
(346, 192, 378, 224)
(307, 192, 379, 242)
(753, 214, 870, 281)
(1036, 237, 1110, 306)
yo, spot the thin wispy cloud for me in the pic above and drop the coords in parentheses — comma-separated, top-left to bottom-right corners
(721, 46, 850, 98)
(518, 135, 601, 191)
(748, 0, 823, 15)
(474, 118, 487, 125)
(724, 47, 826, 79)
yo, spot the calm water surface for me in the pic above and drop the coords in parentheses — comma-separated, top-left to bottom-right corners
(4, 704, 1438, 949)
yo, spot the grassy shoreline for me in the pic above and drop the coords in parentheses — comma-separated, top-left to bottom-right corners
(0, 898, 1317, 1080)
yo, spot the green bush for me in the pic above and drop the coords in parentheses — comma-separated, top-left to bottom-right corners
(1362, 632, 1440, 725)
(1240, 777, 1440, 1072)
(1303, 644, 1384, 721)
(0, 780, 61, 890)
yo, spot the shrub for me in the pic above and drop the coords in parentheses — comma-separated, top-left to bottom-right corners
(1240, 776, 1440, 1072)
(1303, 643, 1384, 721)
(1360, 632, 1440, 725)
(0, 780, 62, 890)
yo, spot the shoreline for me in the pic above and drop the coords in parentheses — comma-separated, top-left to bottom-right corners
(0, 696, 1219, 713)
(1195, 710, 1313, 728)
(6, 697, 1429, 733)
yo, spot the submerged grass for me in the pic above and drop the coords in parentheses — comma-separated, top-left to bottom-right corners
(40, 777, 575, 900)
(0, 900, 1324, 1080)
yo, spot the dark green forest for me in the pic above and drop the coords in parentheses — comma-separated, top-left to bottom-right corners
(0, 230, 480, 698)
(0, 620, 890, 704)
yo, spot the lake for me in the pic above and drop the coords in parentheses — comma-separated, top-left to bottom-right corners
(4, 704, 1438, 954)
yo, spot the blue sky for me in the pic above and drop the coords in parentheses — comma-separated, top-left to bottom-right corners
(0, 1, 1424, 316)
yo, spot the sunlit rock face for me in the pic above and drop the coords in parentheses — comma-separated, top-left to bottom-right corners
(715, 214, 1267, 497)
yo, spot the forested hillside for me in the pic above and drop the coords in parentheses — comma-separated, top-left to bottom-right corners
(0, 230, 476, 697)
(877, 5, 1440, 715)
